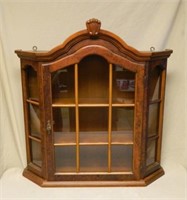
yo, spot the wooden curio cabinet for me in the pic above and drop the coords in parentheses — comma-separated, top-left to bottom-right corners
(15, 19, 172, 187)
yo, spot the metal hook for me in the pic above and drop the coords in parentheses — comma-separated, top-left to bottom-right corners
(150, 46, 155, 52)
(32, 46, 38, 52)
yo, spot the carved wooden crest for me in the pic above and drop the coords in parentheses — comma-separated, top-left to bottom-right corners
(86, 18, 101, 38)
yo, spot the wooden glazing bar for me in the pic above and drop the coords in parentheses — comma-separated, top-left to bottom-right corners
(26, 99, 39, 105)
(108, 63, 113, 172)
(112, 103, 135, 107)
(75, 63, 80, 172)
(111, 142, 133, 145)
(29, 135, 41, 143)
(78, 103, 109, 107)
(54, 143, 76, 146)
(52, 104, 75, 107)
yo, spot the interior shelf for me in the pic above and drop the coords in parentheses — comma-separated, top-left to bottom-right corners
(52, 98, 135, 107)
(52, 98, 75, 107)
(52, 98, 109, 107)
(54, 131, 133, 145)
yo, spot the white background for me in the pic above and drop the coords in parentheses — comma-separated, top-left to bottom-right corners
(0, 0, 186, 199)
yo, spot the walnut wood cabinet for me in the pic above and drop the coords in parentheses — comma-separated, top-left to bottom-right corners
(15, 19, 172, 187)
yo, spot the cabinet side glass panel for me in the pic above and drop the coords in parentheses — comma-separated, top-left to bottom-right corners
(112, 65, 135, 104)
(149, 67, 161, 101)
(26, 66, 39, 101)
(78, 55, 109, 104)
(52, 65, 75, 105)
(146, 66, 162, 167)
(148, 103, 159, 137)
(112, 107, 134, 143)
(30, 139, 42, 167)
(53, 107, 76, 144)
(146, 139, 157, 166)
(28, 104, 41, 138)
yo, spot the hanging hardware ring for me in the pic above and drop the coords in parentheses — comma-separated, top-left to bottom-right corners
(150, 46, 155, 52)
(32, 46, 38, 51)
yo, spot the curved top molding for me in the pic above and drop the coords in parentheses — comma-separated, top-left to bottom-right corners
(15, 18, 173, 62)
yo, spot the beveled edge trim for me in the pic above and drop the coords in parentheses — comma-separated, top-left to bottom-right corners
(23, 167, 164, 187)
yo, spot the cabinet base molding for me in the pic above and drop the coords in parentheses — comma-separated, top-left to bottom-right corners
(23, 168, 164, 187)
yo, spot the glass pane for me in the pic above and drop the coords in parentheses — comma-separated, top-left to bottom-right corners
(53, 108, 76, 144)
(55, 146, 76, 172)
(146, 139, 156, 166)
(80, 145, 108, 172)
(149, 67, 161, 101)
(29, 104, 40, 138)
(30, 140, 42, 167)
(112, 107, 134, 143)
(79, 107, 108, 131)
(79, 132, 108, 144)
(113, 65, 135, 104)
(148, 103, 159, 136)
(111, 145, 133, 172)
(52, 65, 75, 104)
(79, 107, 108, 143)
(78, 55, 109, 104)
(26, 66, 39, 101)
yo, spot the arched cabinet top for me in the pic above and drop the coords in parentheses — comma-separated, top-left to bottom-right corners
(44, 45, 143, 73)
(15, 18, 172, 62)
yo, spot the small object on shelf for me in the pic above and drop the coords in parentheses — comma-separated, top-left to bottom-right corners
(15, 18, 172, 187)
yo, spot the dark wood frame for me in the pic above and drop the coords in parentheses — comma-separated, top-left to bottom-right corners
(15, 19, 172, 187)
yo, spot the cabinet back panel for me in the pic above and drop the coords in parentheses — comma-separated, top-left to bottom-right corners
(78, 55, 109, 103)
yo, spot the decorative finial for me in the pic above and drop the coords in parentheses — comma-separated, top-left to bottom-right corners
(86, 18, 101, 38)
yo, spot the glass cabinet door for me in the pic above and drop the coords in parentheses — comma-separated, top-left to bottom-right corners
(51, 56, 137, 175)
